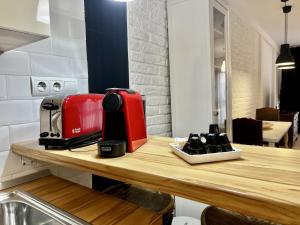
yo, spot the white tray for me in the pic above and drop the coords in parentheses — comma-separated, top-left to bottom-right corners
(170, 143, 242, 164)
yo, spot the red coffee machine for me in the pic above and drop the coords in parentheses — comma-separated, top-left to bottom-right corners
(101, 88, 147, 153)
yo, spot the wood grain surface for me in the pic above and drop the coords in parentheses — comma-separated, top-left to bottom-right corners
(2, 175, 162, 225)
(12, 136, 300, 225)
(263, 120, 292, 143)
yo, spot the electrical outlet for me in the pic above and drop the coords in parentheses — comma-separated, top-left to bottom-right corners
(50, 80, 64, 94)
(21, 156, 35, 167)
(31, 77, 50, 96)
(31, 77, 78, 97)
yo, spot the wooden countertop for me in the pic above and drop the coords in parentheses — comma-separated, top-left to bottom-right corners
(3, 175, 161, 225)
(12, 136, 300, 225)
(263, 120, 292, 143)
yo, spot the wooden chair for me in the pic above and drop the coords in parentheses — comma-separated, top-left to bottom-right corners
(256, 107, 280, 121)
(201, 206, 281, 225)
(232, 118, 263, 146)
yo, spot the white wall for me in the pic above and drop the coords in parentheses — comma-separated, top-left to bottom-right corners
(230, 11, 260, 118)
(230, 11, 277, 119)
(259, 38, 276, 108)
(127, 0, 172, 136)
(167, 0, 213, 137)
(0, 0, 90, 186)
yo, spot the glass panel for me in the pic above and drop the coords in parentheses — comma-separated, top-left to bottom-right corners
(213, 7, 227, 132)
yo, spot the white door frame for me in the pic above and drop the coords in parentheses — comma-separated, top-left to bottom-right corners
(210, 0, 233, 140)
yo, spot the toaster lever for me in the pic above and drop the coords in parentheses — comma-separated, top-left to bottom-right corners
(42, 103, 59, 111)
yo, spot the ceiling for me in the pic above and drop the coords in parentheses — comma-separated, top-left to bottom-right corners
(226, 0, 300, 46)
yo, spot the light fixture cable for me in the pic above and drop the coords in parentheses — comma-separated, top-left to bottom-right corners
(285, 3, 288, 43)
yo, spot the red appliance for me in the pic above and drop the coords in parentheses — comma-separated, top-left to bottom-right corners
(39, 94, 104, 149)
(102, 88, 147, 152)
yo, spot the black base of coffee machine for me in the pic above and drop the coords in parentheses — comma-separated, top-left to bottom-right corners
(98, 140, 126, 158)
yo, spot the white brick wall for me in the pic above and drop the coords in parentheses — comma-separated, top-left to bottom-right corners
(230, 12, 261, 119)
(0, 0, 89, 185)
(127, 0, 172, 136)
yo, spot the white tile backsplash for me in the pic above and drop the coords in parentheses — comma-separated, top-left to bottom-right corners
(51, 11, 86, 40)
(17, 38, 52, 55)
(30, 53, 73, 77)
(9, 123, 40, 143)
(77, 78, 89, 94)
(70, 58, 88, 78)
(6, 76, 32, 99)
(50, 0, 85, 22)
(0, 76, 7, 100)
(50, 12, 71, 39)
(0, 126, 10, 152)
(0, 152, 10, 176)
(0, 151, 22, 177)
(32, 99, 43, 122)
(0, 101, 33, 126)
(0, 51, 30, 76)
(52, 37, 87, 59)
(0, 0, 89, 183)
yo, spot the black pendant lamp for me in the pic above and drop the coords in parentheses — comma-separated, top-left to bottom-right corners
(276, 0, 295, 70)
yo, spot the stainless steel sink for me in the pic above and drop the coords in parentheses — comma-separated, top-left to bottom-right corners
(0, 190, 90, 225)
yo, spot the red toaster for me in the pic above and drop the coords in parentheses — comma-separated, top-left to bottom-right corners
(102, 88, 147, 152)
(39, 94, 104, 149)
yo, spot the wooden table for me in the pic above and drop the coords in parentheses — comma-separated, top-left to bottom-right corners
(2, 175, 161, 225)
(12, 137, 300, 225)
(263, 121, 292, 147)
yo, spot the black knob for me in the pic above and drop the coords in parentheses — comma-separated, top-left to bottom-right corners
(190, 136, 201, 149)
(40, 132, 49, 138)
(103, 93, 123, 112)
(188, 133, 199, 142)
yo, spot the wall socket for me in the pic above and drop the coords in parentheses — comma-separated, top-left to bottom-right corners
(21, 156, 35, 167)
(31, 77, 78, 97)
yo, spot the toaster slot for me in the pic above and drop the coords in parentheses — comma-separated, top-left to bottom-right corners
(41, 102, 61, 137)
(42, 103, 59, 111)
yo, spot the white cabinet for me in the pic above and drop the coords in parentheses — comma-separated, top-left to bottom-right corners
(167, 0, 213, 137)
(0, 0, 50, 53)
(167, 0, 231, 137)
